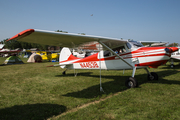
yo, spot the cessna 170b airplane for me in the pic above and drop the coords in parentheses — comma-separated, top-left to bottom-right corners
(7, 29, 178, 89)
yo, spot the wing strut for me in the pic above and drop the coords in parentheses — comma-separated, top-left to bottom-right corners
(99, 43, 105, 93)
(98, 41, 134, 68)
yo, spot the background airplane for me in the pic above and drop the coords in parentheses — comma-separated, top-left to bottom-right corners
(7, 29, 178, 89)
(0, 44, 4, 50)
(170, 47, 180, 68)
(0, 49, 21, 57)
(140, 41, 168, 47)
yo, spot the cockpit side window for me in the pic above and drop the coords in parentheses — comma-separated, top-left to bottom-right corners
(117, 46, 126, 54)
(104, 50, 111, 57)
(103, 43, 134, 57)
(126, 42, 132, 49)
(103, 45, 127, 57)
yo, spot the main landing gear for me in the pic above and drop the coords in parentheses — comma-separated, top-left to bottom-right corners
(170, 59, 175, 68)
(125, 67, 138, 88)
(125, 67, 158, 88)
(171, 64, 175, 68)
(147, 72, 158, 81)
(125, 77, 138, 88)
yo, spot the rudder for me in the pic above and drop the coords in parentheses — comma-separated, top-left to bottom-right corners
(60, 47, 72, 62)
(59, 47, 80, 69)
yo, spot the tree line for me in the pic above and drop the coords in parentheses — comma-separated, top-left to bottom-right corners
(1, 39, 49, 50)
(167, 43, 179, 47)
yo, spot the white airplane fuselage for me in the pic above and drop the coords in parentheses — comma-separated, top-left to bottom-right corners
(60, 44, 177, 70)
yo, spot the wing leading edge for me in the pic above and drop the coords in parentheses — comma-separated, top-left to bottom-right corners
(7, 29, 127, 50)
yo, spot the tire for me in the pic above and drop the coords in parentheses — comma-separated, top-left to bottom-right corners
(62, 71, 66, 75)
(171, 64, 174, 68)
(147, 72, 158, 81)
(125, 77, 138, 88)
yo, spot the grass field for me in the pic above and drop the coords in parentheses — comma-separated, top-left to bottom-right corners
(0, 57, 180, 120)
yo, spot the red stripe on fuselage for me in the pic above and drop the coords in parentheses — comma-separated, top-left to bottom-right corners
(135, 60, 168, 68)
(73, 51, 169, 63)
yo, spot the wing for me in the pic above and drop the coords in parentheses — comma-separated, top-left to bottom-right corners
(7, 29, 127, 50)
(0, 50, 20, 53)
(140, 41, 168, 47)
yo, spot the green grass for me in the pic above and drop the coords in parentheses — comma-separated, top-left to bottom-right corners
(0, 57, 180, 120)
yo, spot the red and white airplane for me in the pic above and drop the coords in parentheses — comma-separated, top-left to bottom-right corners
(7, 29, 178, 88)
(0, 47, 21, 57)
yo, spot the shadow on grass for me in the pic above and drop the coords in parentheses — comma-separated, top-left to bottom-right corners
(161, 63, 180, 69)
(55, 72, 94, 77)
(0, 64, 6, 66)
(56, 72, 128, 98)
(0, 103, 66, 120)
(59, 69, 180, 99)
(148, 69, 180, 85)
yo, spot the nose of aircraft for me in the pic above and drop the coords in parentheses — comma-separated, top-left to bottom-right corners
(169, 47, 179, 53)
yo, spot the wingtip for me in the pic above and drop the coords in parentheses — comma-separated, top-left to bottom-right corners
(7, 29, 35, 42)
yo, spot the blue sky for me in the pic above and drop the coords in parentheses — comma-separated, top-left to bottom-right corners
(0, 0, 180, 44)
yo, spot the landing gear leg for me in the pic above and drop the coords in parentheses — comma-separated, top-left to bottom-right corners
(145, 68, 158, 81)
(74, 69, 78, 77)
(125, 67, 138, 88)
(171, 64, 175, 68)
(62, 69, 68, 75)
(170, 59, 174, 68)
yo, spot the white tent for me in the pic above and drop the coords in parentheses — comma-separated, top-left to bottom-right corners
(27, 53, 42, 63)
(0, 44, 4, 50)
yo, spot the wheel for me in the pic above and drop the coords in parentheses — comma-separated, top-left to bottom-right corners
(171, 64, 174, 68)
(62, 71, 66, 75)
(147, 72, 158, 81)
(125, 77, 138, 88)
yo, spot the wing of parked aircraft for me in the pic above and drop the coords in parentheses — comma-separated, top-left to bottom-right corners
(7, 29, 134, 68)
(7, 29, 127, 50)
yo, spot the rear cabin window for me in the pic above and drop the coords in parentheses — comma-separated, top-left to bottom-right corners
(103, 45, 127, 57)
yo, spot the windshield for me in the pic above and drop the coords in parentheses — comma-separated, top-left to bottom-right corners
(127, 40, 144, 49)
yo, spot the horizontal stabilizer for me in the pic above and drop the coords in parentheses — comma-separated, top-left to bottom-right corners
(47, 64, 61, 67)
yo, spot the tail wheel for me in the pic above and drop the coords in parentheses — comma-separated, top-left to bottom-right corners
(125, 77, 138, 88)
(62, 71, 66, 75)
(147, 72, 158, 81)
(171, 64, 174, 68)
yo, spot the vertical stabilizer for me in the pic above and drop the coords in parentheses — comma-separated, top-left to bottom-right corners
(60, 47, 72, 62)
(59, 47, 80, 68)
